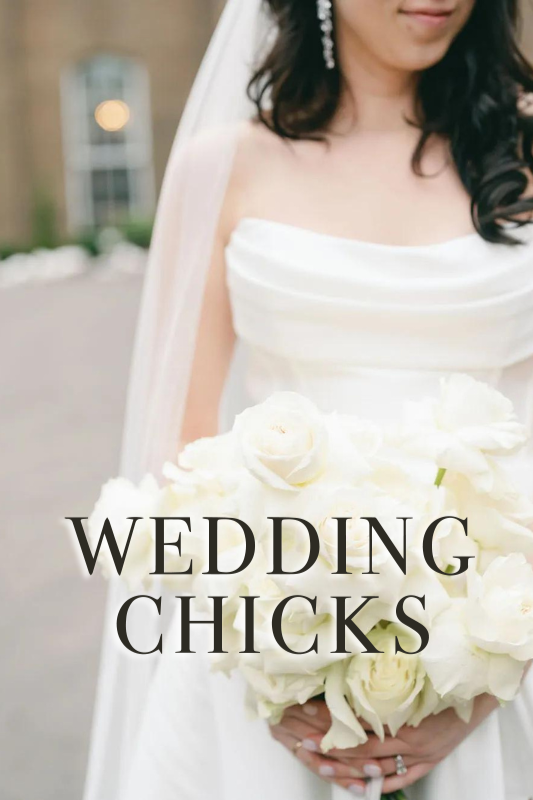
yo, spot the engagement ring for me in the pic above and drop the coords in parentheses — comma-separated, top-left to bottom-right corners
(395, 755, 407, 776)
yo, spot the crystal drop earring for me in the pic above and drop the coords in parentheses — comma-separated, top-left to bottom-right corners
(317, 0, 335, 70)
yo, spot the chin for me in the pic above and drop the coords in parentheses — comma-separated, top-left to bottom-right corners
(394, 40, 456, 71)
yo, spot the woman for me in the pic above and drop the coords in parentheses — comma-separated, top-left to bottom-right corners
(84, 1, 533, 798)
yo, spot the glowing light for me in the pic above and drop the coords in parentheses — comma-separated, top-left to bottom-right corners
(95, 100, 131, 132)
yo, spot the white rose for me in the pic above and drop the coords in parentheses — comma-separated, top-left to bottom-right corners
(435, 374, 526, 454)
(175, 432, 243, 493)
(400, 565, 452, 625)
(87, 476, 161, 589)
(466, 554, 533, 661)
(240, 663, 326, 724)
(422, 602, 524, 704)
(422, 603, 487, 701)
(445, 474, 533, 560)
(313, 485, 406, 573)
(344, 624, 438, 740)
(420, 510, 479, 586)
(195, 526, 271, 617)
(321, 661, 368, 751)
(321, 415, 382, 483)
(403, 374, 528, 491)
(261, 600, 353, 675)
(305, 485, 413, 607)
(233, 393, 328, 491)
(157, 478, 247, 593)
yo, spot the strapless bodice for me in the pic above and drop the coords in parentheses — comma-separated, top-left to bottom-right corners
(225, 218, 533, 485)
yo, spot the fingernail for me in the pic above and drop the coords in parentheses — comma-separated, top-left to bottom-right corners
(303, 703, 318, 716)
(349, 785, 365, 797)
(302, 738, 319, 752)
(364, 764, 382, 778)
(319, 764, 336, 777)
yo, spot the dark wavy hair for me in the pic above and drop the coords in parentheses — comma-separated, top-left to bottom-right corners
(248, 0, 533, 244)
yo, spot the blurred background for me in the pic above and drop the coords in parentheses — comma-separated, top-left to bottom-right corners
(0, 2, 223, 800)
(1, 2, 533, 800)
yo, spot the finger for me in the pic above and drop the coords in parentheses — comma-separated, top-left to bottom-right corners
(284, 703, 382, 744)
(333, 777, 369, 796)
(275, 717, 326, 749)
(269, 726, 366, 783)
(381, 761, 434, 794)
(329, 734, 411, 761)
(283, 700, 331, 733)
(356, 756, 421, 778)
(340, 755, 418, 778)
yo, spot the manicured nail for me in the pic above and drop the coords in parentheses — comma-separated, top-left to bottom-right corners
(319, 764, 336, 777)
(364, 764, 382, 778)
(302, 738, 319, 752)
(303, 703, 318, 716)
(349, 785, 365, 796)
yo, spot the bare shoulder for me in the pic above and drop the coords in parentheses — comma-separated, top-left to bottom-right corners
(217, 119, 291, 239)
(175, 119, 285, 172)
(236, 118, 288, 163)
(162, 120, 282, 243)
(219, 121, 304, 239)
(229, 119, 293, 196)
(174, 119, 299, 243)
(170, 121, 248, 172)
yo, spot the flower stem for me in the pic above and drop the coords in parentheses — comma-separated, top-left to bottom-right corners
(434, 467, 447, 487)
(383, 792, 408, 800)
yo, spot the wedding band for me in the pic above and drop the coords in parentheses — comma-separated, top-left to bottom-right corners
(293, 740, 303, 754)
(395, 755, 407, 776)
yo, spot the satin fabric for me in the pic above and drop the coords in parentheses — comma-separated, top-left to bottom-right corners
(122, 219, 533, 800)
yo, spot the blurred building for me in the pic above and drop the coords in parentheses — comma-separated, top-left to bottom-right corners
(0, 0, 221, 244)
(0, 0, 532, 244)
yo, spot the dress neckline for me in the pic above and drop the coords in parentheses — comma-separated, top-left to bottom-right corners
(229, 216, 484, 254)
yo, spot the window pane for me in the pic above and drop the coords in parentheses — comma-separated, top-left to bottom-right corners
(91, 168, 131, 226)
(63, 54, 155, 229)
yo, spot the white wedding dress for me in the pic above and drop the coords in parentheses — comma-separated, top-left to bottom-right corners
(120, 217, 533, 800)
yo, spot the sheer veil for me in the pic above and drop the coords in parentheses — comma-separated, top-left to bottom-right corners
(83, 2, 269, 797)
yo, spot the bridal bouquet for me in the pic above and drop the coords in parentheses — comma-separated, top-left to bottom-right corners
(85, 374, 533, 793)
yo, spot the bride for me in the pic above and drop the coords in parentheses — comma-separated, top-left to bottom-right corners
(84, 0, 533, 798)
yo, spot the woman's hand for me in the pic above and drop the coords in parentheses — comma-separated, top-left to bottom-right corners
(269, 702, 368, 795)
(270, 694, 499, 795)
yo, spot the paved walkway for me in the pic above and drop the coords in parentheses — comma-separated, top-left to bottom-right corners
(0, 270, 142, 800)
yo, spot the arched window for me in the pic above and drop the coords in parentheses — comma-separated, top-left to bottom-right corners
(61, 54, 155, 230)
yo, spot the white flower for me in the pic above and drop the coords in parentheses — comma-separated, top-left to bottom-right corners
(156, 476, 251, 592)
(87, 476, 161, 588)
(241, 663, 326, 724)
(436, 374, 526, 453)
(422, 603, 486, 701)
(344, 624, 439, 740)
(312, 485, 407, 573)
(88, 379, 532, 746)
(399, 565, 452, 624)
(321, 415, 382, 483)
(176, 433, 243, 492)
(466, 554, 533, 661)
(445, 474, 533, 561)
(321, 661, 368, 751)
(302, 483, 414, 608)
(233, 393, 328, 491)
(403, 374, 528, 491)
(419, 509, 479, 583)
(422, 602, 525, 704)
